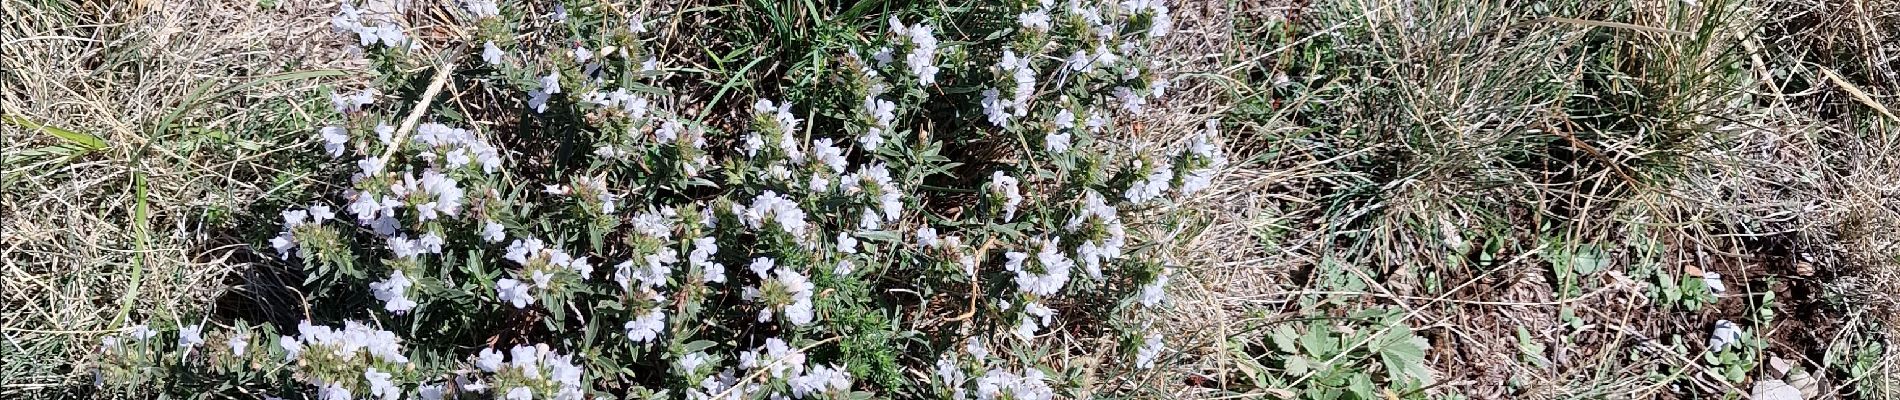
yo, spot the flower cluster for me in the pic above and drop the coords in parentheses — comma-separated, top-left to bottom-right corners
(742, 258, 816, 326)
(497, 237, 594, 309)
(330, 3, 408, 50)
(278, 321, 411, 399)
(471, 344, 585, 400)
(97, 0, 1216, 397)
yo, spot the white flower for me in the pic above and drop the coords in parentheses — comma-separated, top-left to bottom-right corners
(1113, 86, 1147, 114)
(812, 138, 848, 173)
(966, 336, 989, 358)
(1704, 271, 1726, 295)
(1139, 272, 1169, 307)
(916, 226, 941, 249)
(1005, 239, 1074, 297)
(497, 278, 535, 309)
(626, 308, 666, 343)
(177, 324, 204, 348)
(791, 364, 853, 398)
(975, 368, 1053, 400)
(370, 270, 418, 313)
(741, 133, 764, 157)
(320, 383, 352, 400)
(320, 126, 349, 157)
(1134, 333, 1164, 369)
(981, 88, 1012, 127)
(309, 204, 336, 223)
(483, 220, 506, 243)
(477, 348, 506, 372)
(373, 123, 396, 145)
(1085, 110, 1108, 132)
(572, 46, 594, 64)
(1015, 302, 1056, 339)
(332, 89, 377, 114)
(1124, 157, 1173, 204)
(1053, 108, 1076, 129)
(1123, 0, 1174, 37)
(366, 367, 399, 400)
(678, 352, 711, 376)
(123, 322, 156, 341)
(749, 266, 816, 326)
(935, 355, 966, 389)
(835, 233, 859, 254)
(890, 17, 940, 86)
(228, 331, 250, 356)
(1066, 49, 1093, 72)
(834, 259, 855, 275)
(506, 387, 533, 400)
(740, 191, 810, 238)
(1044, 132, 1071, 154)
(1181, 168, 1217, 196)
(1019, 9, 1052, 31)
(483, 41, 505, 65)
(462, 0, 499, 18)
(270, 232, 298, 259)
(529, 73, 561, 113)
(279, 336, 304, 361)
(418, 384, 445, 400)
(989, 172, 1022, 220)
(357, 156, 387, 178)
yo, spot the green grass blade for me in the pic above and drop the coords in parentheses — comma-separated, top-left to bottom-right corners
(2, 115, 107, 151)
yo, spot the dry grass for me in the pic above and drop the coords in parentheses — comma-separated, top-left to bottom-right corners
(1160, 0, 1900, 398)
(2, 0, 358, 394)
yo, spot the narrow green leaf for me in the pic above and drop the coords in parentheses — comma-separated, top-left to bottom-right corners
(3, 115, 107, 150)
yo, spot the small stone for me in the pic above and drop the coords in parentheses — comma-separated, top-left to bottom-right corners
(1751, 379, 1804, 400)
(1767, 356, 1793, 378)
(1787, 369, 1821, 398)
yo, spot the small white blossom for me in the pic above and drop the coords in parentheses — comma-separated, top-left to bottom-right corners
(483, 41, 505, 65)
(370, 270, 418, 313)
(916, 226, 941, 249)
(497, 278, 535, 309)
(1134, 333, 1165, 369)
(1044, 132, 1071, 154)
(483, 220, 506, 243)
(989, 171, 1022, 220)
(1019, 9, 1052, 31)
(320, 126, 349, 157)
(626, 308, 666, 343)
(177, 324, 204, 348)
(227, 331, 250, 356)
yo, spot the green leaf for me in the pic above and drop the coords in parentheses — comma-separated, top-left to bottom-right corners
(1270, 325, 1300, 354)
(3, 115, 107, 151)
(1572, 244, 1610, 275)
(1300, 326, 1335, 357)
(1377, 326, 1433, 385)
(1284, 354, 1311, 377)
(680, 340, 718, 354)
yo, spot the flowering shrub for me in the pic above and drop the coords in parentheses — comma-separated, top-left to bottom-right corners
(95, 0, 1221, 397)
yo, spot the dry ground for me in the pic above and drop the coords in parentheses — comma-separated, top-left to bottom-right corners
(3, 0, 364, 393)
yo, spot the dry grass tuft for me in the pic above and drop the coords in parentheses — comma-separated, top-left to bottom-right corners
(2, 0, 357, 393)
(1160, 0, 1900, 398)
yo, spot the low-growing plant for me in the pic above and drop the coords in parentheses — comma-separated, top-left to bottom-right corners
(91, 0, 1218, 398)
(1229, 308, 1432, 400)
